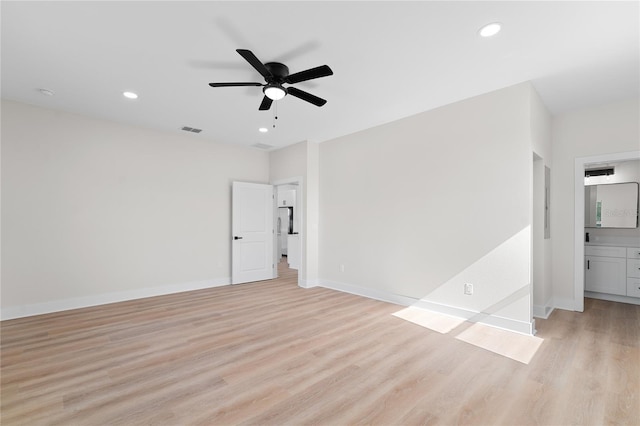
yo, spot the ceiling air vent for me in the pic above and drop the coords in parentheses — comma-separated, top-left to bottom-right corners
(181, 126, 202, 133)
(252, 143, 273, 150)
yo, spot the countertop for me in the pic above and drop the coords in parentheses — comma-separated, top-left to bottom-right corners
(585, 241, 640, 248)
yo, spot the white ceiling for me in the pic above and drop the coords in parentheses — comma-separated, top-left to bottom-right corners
(2, 1, 638, 150)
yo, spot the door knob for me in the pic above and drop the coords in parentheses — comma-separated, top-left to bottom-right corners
(234, 236, 243, 240)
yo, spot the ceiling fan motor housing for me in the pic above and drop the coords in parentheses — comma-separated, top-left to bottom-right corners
(264, 62, 290, 83)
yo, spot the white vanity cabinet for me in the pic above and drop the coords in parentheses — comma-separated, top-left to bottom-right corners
(627, 248, 640, 298)
(585, 246, 627, 296)
(585, 245, 640, 298)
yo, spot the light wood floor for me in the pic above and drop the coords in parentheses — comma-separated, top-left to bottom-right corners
(2, 262, 639, 425)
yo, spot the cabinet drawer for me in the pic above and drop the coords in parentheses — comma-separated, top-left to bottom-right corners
(585, 246, 626, 258)
(627, 248, 640, 259)
(628, 259, 640, 278)
(627, 278, 640, 298)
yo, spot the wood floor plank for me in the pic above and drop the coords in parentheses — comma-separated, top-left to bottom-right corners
(1, 262, 639, 425)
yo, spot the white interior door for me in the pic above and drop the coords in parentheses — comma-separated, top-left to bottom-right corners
(232, 182, 274, 284)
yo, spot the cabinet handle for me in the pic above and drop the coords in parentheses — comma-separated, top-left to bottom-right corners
(587, 260, 590, 270)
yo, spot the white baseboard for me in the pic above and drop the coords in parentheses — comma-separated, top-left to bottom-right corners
(317, 279, 534, 335)
(533, 303, 554, 319)
(318, 279, 418, 306)
(584, 291, 640, 306)
(1, 277, 230, 321)
(412, 299, 534, 335)
(299, 278, 320, 289)
(552, 297, 576, 312)
(550, 293, 640, 313)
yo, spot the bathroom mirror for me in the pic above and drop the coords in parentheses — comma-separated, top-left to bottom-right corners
(585, 182, 639, 228)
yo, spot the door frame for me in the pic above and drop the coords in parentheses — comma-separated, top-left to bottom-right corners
(531, 152, 545, 320)
(272, 176, 304, 287)
(573, 150, 640, 312)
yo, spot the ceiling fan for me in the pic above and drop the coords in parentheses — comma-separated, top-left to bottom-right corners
(209, 49, 333, 111)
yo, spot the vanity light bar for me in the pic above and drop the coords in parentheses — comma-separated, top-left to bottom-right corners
(585, 167, 614, 177)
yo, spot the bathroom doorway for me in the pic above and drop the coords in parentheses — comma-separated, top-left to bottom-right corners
(573, 150, 640, 311)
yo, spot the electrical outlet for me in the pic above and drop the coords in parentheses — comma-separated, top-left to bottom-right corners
(464, 283, 473, 295)
(339, 264, 345, 273)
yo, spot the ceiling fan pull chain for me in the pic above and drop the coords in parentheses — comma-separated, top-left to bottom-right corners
(273, 102, 278, 129)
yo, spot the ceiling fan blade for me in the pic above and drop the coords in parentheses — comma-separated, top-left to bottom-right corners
(286, 87, 327, 107)
(236, 49, 272, 79)
(284, 65, 333, 84)
(259, 96, 273, 111)
(209, 82, 263, 87)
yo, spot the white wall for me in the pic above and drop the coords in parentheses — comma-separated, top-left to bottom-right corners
(319, 83, 537, 333)
(1, 100, 269, 319)
(532, 155, 546, 313)
(306, 141, 320, 284)
(9, 91, 634, 326)
(270, 141, 307, 182)
(551, 98, 640, 308)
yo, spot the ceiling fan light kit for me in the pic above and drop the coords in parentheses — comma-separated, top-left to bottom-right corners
(209, 49, 333, 111)
(264, 84, 286, 101)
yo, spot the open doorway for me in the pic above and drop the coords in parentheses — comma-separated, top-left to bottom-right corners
(273, 178, 302, 285)
(573, 150, 640, 311)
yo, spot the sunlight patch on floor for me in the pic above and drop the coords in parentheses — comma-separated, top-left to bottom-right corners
(392, 306, 465, 334)
(455, 322, 544, 364)
(393, 307, 544, 364)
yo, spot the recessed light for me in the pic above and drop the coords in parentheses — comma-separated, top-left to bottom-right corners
(478, 22, 501, 37)
(258, 127, 268, 133)
(123, 91, 138, 99)
(38, 88, 55, 96)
